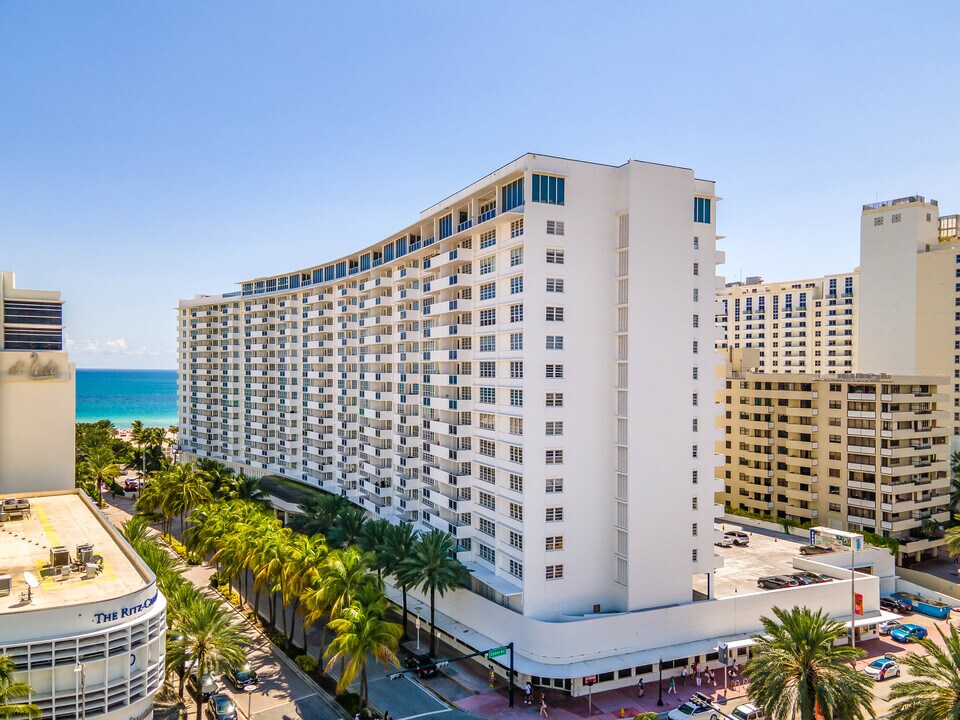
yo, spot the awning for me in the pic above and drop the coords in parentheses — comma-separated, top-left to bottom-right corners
(463, 561, 524, 596)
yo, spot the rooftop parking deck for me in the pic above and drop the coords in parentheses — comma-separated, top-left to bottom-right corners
(0, 491, 149, 614)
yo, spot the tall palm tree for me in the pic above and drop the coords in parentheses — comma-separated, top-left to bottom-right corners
(381, 522, 418, 639)
(284, 534, 329, 648)
(289, 493, 348, 536)
(359, 519, 391, 579)
(233, 474, 269, 504)
(196, 459, 236, 499)
(398, 529, 471, 658)
(328, 505, 368, 549)
(316, 547, 379, 621)
(80, 445, 122, 507)
(0, 654, 40, 719)
(252, 525, 293, 631)
(179, 598, 247, 720)
(887, 624, 960, 719)
(744, 606, 873, 720)
(324, 600, 402, 709)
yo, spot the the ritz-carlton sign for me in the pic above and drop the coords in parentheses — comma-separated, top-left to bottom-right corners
(93, 591, 159, 625)
(7, 352, 60, 379)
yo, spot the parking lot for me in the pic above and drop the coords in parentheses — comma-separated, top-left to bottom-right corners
(694, 523, 814, 598)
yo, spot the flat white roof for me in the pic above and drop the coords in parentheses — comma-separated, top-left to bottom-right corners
(0, 491, 151, 614)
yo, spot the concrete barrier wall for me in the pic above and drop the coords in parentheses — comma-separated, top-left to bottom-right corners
(722, 513, 810, 539)
(896, 568, 960, 607)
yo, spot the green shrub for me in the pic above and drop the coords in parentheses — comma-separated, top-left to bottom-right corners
(633, 714, 659, 720)
(209, 572, 222, 586)
(863, 531, 900, 556)
(269, 632, 288, 649)
(295, 655, 318, 674)
(108, 480, 126, 497)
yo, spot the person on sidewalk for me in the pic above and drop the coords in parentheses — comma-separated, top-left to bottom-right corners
(539, 696, 549, 718)
(680, 665, 688, 686)
(525, 681, 533, 704)
(637, 677, 644, 698)
(667, 676, 677, 694)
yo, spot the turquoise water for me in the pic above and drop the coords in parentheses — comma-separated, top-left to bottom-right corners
(76, 369, 178, 428)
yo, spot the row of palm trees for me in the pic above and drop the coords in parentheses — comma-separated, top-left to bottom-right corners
(744, 605, 960, 720)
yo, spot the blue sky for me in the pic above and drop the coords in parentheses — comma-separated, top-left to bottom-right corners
(2, 2, 958, 369)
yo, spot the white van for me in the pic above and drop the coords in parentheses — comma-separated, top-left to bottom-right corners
(730, 703, 764, 720)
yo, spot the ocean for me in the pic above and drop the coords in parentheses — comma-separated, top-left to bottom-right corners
(76, 369, 179, 429)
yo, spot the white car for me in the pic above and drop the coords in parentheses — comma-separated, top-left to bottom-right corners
(864, 657, 900, 681)
(715, 536, 733, 548)
(731, 704, 765, 720)
(878, 619, 902, 636)
(667, 694, 720, 720)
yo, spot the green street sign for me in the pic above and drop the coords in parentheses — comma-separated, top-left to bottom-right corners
(487, 646, 508, 659)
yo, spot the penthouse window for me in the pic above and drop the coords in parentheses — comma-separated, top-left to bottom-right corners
(4, 328, 62, 350)
(532, 174, 565, 205)
(501, 177, 524, 212)
(3, 300, 62, 325)
(694, 197, 712, 224)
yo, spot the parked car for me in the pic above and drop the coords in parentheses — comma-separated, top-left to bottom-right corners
(124, 478, 140, 492)
(724, 531, 750, 546)
(796, 571, 830, 584)
(189, 672, 219, 700)
(890, 624, 928, 643)
(799, 544, 834, 555)
(228, 663, 259, 690)
(788, 574, 816, 586)
(730, 704, 765, 720)
(775, 575, 801, 587)
(880, 597, 912, 615)
(206, 694, 238, 720)
(878, 620, 902, 636)
(757, 576, 790, 590)
(667, 693, 720, 720)
(404, 652, 438, 678)
(864, 658, 900, 681)
(715, 536, 734, 548)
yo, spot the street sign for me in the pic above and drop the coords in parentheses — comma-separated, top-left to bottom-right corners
(583, 676, 597, 686)
(487, 646, 508, 659)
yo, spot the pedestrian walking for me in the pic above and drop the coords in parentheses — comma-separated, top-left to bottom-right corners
(525, 681, 533, 704)
(539, 697, 549, 718)
(637, 677, 644, 698)
(667, 677, 677, 694)
(680, 665, 688, 686)
(695, 670, 702, 687)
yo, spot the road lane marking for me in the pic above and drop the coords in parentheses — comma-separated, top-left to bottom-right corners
(396, 710, 453, 720)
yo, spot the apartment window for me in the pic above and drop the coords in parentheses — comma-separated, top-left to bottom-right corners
(874, 216, 883, 226)
(545, 421, 563, 435)
(479, 414, 495, 431)
(546, 278, 564, 293)
(546, 392, 564, 407)
(479, 387, 496, 404)
(510, 389, 523, 406)
(692, 549, 699, 563)
(545, 536, 564, 551)
(691, 470, 698, 485)
(693, 288, 699, 302)
(692, 419, 698, 432)
(546, 248, 565, 265)
(545, 449, 564, 464)
(509, 276, 524, 295)
(545, 564, 564, 580)
(692, 523, 698, 537)
(546, 306, 564, 321)
(509, 502, 523, 521)
(479, 361, 495, 378)
(693, 236, 699, 249)
(509, 531, 523, 549)
(510, 304, 524, 322)
(692, 367, 699, 380)
(510, 361, 524, 378)
(692, 445, 698, 458)
(693, 314, 699, 328)
(546, 478, 563, 493)
(508, 559, 523, 579)
(532, 173, 565, 205)
(694, 197, 711, 224)
(480, 230, 496, 249)
(501, 177, 524, 212)
(480, 309, 496, 326)
(478, 544, 495, 563)
(480, 282, 496, 300)
(479, 492, 496, 510)
(510, 247, 524, 267)
(480, 335, 495, 352)
(693, 262, 699, 276)
(509, 332, 523, 350)
(828, 503, 842, 512)
(479, 518, 496, 537)
(478, 464, 495, 483)
(509, 473, 523, 492)
(479, 257, 496, 275)
(510, 218, 524, 237)
(545, 507, 564, 522)
(692, 340, 699, 354)
(692, 497, 698, 510)
(546, 220, 565, 235)
(545, 364, 564, 379)
(546, 335, 564, 350)
(479, 439, 496, 457)
(510, 417, 523, 435)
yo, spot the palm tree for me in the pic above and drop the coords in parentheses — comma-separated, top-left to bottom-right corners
(179, 598, 246, 720)
(946, 524, 960, 558)
(284, 534, 329, 648)
(233, 474, 269, 504)
(324, 600, 402, 709)
(80, 445, 122, 507)
(744, 606, 873, 720)
(359, 519, 391, 579)
(887, 624, 960, 719)
(316, 547, 379, 621)
(381, 522, 418, 639)
(289, 493, 348, 536)
(398, 529, 471, 658)
(328, 505, 368, 549)
(196, 459, 236, 499)
(0, 654, 40, 719)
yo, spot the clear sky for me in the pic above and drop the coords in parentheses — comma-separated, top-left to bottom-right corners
(2, 2, 958, 369)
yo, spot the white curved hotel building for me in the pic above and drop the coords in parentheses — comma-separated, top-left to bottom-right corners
(0, 491, 167, 720)
(178, 154, 729, 682)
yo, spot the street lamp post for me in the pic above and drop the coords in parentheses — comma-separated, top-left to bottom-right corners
(657, 658, 664, 707)
(414, 605, 423, 650)
(245, 686, 254, 720)
(850, 543, 857, 649)
(74, 662, 86, 720)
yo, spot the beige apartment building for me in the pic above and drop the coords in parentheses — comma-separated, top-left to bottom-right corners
(718, 349, 950, 564)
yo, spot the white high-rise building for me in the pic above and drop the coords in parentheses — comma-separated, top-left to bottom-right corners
(179, 154, 725, 678)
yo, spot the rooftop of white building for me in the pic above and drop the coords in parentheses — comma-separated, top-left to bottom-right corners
(0, 491, 151, 614)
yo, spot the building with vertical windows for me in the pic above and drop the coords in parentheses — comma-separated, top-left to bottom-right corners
(0, 271, 75, 493)
(718, 349, 951, 564)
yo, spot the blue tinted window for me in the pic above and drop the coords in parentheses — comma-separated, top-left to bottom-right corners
(439, 214, 453, 239)
(313, 269, 322, 284)
(532, 174, 565, 205)
(694, 197, 712, 224)
(384, 244, 394, 262)
(396, 236, 408, 257)
(324, 266, 335, 281)
(336, 261, 347, 278)
(360, 254, 371, 271)
(501, 178, 524, 212)
(289, 274, 300, 289)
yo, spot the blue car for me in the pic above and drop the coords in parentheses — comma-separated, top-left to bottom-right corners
(890, 624, 928, 643)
